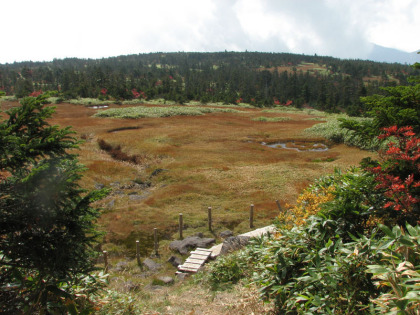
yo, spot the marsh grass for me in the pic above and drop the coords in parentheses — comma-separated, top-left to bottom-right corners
(68, 98, 114, 106)
(262, 106, 327, 116)
(32, 101, 378, 312)
(0, 95, 18, 102)
(121, 99, 145, 105)
(45, 101, 376, 262)
(252, 116, 292, 122)
(94, 105, 241, 118)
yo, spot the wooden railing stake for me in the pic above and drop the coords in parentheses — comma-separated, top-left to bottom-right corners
(154, 228, 159, 257)
(179, 213, 183, 240)
(208, 207, 212, 232)
(250, 204, 254, 228)
(276, 200, 282, 212)
(136, 240, 141, 266)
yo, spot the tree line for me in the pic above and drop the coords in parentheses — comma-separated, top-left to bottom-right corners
(0, 51, 418, 115)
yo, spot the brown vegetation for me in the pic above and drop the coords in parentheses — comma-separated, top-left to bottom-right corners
(3, 101, 376, 256)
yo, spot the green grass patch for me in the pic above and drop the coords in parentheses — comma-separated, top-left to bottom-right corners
(305, 116, 380, 150)
(252, 116, 292, 122)
(0, 95, 18, 102)
(68, 98, 114, 106)
(45, 97, 64, 104)
(186, 101, 254, 108)
(262, 106, 326, 116)
(145, 98, 177, 106)
(312, 157, 336, 163)
(121, 99, 145, 105)
(94, 105, 241, 119)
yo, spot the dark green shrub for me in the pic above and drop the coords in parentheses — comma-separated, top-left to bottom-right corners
(200, 248, 254, 290)
(0, 95, 109, 313)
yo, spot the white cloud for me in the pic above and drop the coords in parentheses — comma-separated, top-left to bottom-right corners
(0, 0, 418, 63)
(365, 0, 420, 52)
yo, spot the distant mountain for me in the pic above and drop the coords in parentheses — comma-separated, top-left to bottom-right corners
(367, 44, 419, 64)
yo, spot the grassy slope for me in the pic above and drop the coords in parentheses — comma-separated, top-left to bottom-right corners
(1, 100, 377, 313)
(42, 102, 376, 247)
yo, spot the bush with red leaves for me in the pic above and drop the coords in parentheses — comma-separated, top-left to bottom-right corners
(369, 126, 420, 223)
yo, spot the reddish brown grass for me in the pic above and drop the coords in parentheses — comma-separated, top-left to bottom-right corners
(14, 101, 376, 253)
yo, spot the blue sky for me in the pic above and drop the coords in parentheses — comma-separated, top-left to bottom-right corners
(1, 0, 419, 63)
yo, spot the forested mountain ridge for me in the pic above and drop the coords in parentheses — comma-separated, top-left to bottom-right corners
(1, 51, 418, 114)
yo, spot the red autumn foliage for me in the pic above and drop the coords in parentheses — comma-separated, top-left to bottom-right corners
(100, 88, 108, 95)
(131, 89, 146, 99)
(370, 126, 420, 214)
(29, 90, 43, 97)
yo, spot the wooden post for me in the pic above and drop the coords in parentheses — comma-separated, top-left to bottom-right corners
(103, 250, 108, 273)
(250, 204, 254, 228)
(154, 228, 159, 257)
(276, 200, 282, 212)
(208, 206, 212, 232)
(136, 240, 141, 266)
(179, 213, 183, 239)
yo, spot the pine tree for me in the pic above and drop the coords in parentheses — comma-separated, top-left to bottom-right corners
(0, 95, 108, 313)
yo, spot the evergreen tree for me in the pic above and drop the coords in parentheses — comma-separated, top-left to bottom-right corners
(0, 95, 108, 313)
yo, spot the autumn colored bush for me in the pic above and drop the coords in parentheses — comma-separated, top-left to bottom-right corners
(368, 126, 420, 225)
(280, 185, 335, 228)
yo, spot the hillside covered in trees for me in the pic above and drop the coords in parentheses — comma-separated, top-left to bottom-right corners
(1, 52, 418, 115)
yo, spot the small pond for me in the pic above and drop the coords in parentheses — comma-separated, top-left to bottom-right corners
(261, 141, 329, 152)
(88, 105, 109, 109)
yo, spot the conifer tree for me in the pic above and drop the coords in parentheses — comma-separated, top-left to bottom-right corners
(0, 95, 107, 313)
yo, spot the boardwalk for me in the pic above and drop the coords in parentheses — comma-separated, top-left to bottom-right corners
(178, 225, 276, 273)
(177, 248, 212, 273)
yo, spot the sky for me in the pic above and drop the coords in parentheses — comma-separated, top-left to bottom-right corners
(1, 0, 419, 64)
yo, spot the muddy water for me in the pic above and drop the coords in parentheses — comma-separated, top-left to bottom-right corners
(117, 229, 173, 258)
(261, 141, 329, 152)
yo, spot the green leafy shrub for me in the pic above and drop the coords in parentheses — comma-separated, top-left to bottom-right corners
(367, 224, 420, 314)
(305, 116, 380, 150)
(199, 247, 256, 290)
(253, 216, 378, 314)
(314, 168, 384, 238)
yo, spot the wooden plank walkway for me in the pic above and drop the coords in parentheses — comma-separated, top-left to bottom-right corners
(177, 225, 276, 273)
(177, 248, 212, 273)
(210, 225, 276, 259)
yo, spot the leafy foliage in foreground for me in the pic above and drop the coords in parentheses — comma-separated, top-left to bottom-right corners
(203, 165, 418, 313)
(0, 95, 108, 313)
(250, 220, 420, 314)
(367, 224, 420, 314)
(203, 128, 418, 313)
